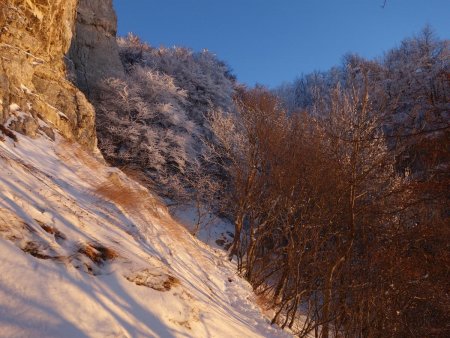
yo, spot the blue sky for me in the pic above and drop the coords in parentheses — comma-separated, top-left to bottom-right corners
(113, 0, 450, 88)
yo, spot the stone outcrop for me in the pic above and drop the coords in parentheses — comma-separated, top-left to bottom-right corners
(0, 0, 97, 149)
(0, 0, 123, 150)
(68, 0, 124, 98)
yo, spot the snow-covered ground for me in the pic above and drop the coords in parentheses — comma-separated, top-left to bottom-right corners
(0, 131, 291, 338)
(169, 204, 235, 251)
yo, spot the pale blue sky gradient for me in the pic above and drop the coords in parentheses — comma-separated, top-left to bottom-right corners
(113, 0, 450, 88)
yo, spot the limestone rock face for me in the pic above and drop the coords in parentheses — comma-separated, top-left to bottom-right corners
(0, 0, 96, 150)
(68, 0, 124, 98)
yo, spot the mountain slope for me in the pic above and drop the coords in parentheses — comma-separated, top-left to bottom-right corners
(0, 130, 290, 338)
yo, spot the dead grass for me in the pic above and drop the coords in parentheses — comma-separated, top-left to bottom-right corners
(120, 167, 170, 213)
(255, 290, 276, 312)
(22, 241, 51, 259)
(78, 242, 119, 265)
(163, 275, 180, 290)
(169, 319, 192, 330)
(121, 167, 154, 188)
(21, 241, 66, 263)
(94, 173, 158, 213)
(57, 139, 163, 215)
(35, 220, 67, 241)
(56, 139, 103, 171)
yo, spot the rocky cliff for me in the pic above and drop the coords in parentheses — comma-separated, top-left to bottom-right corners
(68, 0, 124, 98)
(0, 0, 123, 150)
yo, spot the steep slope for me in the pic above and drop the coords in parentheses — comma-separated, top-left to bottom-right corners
(0, 1, 291, 336)
(0, 130, 290, 338)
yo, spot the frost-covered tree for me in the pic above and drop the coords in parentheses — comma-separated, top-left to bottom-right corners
(93, 34, 237, 200)
(118, 34, 236, 129)
(277, 27, 448, 126)
(95, 65, 197, 195)
(268, 26, 449, 337)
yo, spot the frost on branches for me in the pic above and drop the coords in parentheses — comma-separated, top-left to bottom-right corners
(94, 34, 236, 199)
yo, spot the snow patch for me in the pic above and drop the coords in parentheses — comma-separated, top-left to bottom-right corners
(0, 134, 291, 338)
(8, 103, 20, 112)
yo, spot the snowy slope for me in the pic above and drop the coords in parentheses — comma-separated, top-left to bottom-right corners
(0, 132, 291, 338)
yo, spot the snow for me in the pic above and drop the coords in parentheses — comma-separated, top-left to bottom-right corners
(170, 204, 235, 251)
(0, 133, 291, 338)
(20, 84, 32, 94)
(8, 103, 20, 112)
(57, 111, 69, 120)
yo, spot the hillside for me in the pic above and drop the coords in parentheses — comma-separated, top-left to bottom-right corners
(1, 1, 447, 336)
(0, 130, 290, 337)
(0, 1, 293, 336)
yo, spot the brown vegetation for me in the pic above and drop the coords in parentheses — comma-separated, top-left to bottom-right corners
(22, 241, 52, 260)
(36, 220, 67, 242)
(94, 173, 157, 213)
(77, 242, 118, 265)
(208, 81, 449, 337)
(56, 139, 103, 172)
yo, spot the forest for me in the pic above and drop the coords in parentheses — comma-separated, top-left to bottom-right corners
(91, 27, 449, 337)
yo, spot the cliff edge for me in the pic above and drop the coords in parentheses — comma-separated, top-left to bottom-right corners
(0, 0, 123, 150)
(68, 0, 124, 98)
(0, 0, 95, 149)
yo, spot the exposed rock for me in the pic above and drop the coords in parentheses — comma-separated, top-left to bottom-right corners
(68, 0, 124, 98)
(0, 0, 97, 149)
(125, 268, 180, 292)
(8, 113, 39, 137)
